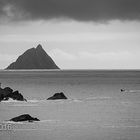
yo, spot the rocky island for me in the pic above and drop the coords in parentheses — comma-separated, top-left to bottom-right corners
(6, 44, 59, 69)
(47, 92, 68, 100)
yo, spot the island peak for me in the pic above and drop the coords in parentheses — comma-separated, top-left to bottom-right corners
(36, 44, 43, 50)
(6, 44, 59, 69)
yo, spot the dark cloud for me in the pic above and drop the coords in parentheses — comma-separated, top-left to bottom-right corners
(0, 0, 140, 22)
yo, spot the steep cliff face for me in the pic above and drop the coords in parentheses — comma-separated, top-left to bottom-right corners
(6, 44, 59, 69)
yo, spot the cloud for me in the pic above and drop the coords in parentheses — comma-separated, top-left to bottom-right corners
(0, 54, 17, 61)
(0, 53, 17, 68)
(0, 0, 140, 22)
(78, 51, 133, 61)
(76, 51, 138, 69)
(49, 49, 76, 60)
(49, 49, 135, 62)
(48, 49, 139, 69)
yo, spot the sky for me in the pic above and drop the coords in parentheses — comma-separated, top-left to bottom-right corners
(0, 0, 140, 69)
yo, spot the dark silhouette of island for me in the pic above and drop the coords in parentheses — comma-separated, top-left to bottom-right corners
(0, 86, 26, 102)
(9, 114, 40, 122)
(47, 92, 68, 100)
(6, 44, 59, 69)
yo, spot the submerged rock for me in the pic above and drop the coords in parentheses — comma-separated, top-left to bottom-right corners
(0, 87, 26, 102)
(9, 114, 40, 122)
(47, 92, 68, 100)
(121, 89, 125, 92)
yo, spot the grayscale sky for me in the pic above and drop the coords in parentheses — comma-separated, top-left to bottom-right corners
(0, 0, 140, 69)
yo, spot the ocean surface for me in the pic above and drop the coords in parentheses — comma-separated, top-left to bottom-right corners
(0, 70, 140, 140)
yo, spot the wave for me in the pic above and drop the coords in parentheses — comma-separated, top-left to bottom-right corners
(2, 121, 24, 124)
(27, 97, 112, 103)
(84, 96, 112, 100)
(1, 98, 27, 103)
(121, 89, 140, 93)
(0, 96, 113, 106)
(129, 90, 140, 93)
(102, 125, 140, 128)
(27, 99, 46, 103)
(2, 120, 71, 125)
(2, 120, 94, 125)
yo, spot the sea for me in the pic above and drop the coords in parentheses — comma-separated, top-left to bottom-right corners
(0, 70, 140, 140)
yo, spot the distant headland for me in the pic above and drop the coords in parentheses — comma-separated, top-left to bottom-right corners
(6, 44, 59, 70)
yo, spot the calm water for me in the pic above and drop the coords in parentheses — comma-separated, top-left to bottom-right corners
(0, 70, 140, 140)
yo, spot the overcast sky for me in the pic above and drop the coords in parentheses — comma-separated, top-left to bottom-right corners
(0, 0, 140, 69)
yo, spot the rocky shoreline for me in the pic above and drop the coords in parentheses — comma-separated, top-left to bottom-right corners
(1, 85, 68, 123)
(0, 86, 27, 102)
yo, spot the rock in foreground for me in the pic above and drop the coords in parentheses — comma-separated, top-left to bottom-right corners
(9, 114, 40, 122)
(0, 87, 26, 102)
(47, 92, 68, 100)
